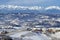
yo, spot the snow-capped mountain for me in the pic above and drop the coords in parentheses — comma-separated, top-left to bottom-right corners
(0, 5, 42, 10)
(0, 5, 60, 14)
(45, 6, 60, 10)
(44, 6, 60, 13)
(0, 5, 42, 13)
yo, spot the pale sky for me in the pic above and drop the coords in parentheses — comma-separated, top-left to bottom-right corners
(0, 0, 60, 6)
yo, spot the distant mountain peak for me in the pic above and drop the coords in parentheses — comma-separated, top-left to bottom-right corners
(45, 6, 60, 10)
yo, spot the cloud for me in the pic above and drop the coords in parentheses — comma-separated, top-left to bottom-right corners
(45, 6, 60, 10)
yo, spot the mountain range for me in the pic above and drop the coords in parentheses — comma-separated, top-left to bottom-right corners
(0, 5, 60, 14)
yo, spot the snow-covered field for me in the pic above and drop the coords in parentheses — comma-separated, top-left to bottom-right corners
(6, 30, 60, 40)
(51, 32, 60, 40)
(9, 31, 52, 40)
